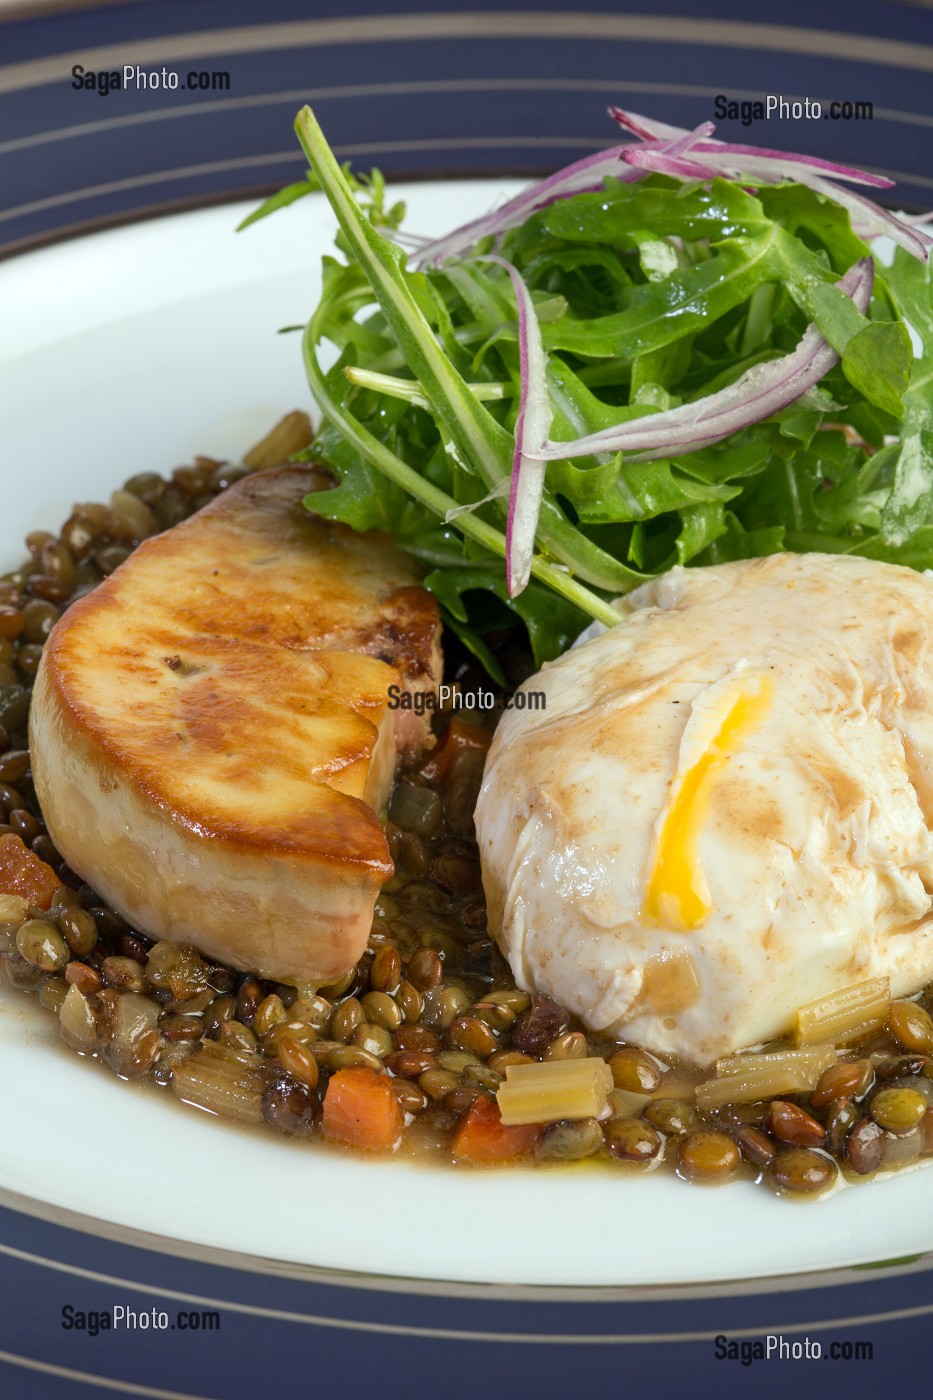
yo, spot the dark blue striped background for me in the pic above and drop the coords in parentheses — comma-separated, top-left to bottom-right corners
(1, 2, 932, 1394)
(0, 1198, 930, 1399)
(1, 0, 932, 256)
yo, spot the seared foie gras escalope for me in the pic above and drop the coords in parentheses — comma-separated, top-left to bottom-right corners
(29, 465, 442, 983)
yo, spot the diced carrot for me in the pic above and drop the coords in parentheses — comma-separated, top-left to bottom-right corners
(0, 833, 60, 910)
(418, 717, 490, 786)
(322, 1067, 403, 1152)
(452, 1094, 541, 1163)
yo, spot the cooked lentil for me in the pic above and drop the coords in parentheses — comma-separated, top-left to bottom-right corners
(846, 1117, 885, 1175)
(810, 1058, 873, 1108)
(331, 997, 364, 1043)
(353, 1022, 394, 1058)
(889, 1000, 933, 1056)
(767, 1149, 837, 1195)
(875, 1054, 929, 1081)
(3, 448, 933, 1193)
(767, 1101, 826, 1148)
(443, 1084, 481, 1114)
(605, 1118, 663, 1163)
(732, 1125, 776, 1169)
(100, 955, 147, 993)
(538, 1118, 604, 1161)
(370, 946, 401, 994)
(542, 1030, 589, 1063)
(609, 1047, 663, 1094)
(219, 1020, 259, 1054)
(360, 990, 402, 1032)
(869, 1087, 927, 1134)
(386, 1050, 436, 1079)
(16, 919, 68, 972)
(406, 948, 443, 991)
(677, 1132, 740, 1182)
(825, 1099, 860, 1157)
(277, 1035, 320, 1090)
(643, 1099, 700, 1137)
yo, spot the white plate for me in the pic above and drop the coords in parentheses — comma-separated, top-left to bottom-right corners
(0, 193, 931, 1289)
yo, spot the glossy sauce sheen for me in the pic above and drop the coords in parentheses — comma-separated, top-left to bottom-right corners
(28, 467, 442, 982)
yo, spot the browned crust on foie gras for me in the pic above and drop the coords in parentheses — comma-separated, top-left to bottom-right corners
(28, 465, 443, 982)
(120, 462, 444, 744)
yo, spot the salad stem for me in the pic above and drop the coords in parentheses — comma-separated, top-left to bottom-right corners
(344, 366, 509, 405)
(295, 106, 511, 492)
(295, 104, 648, 596)
(302, 325, 622, 628)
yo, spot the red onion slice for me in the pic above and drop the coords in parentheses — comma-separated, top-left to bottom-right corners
(609, 107, 929, 260)
(528, 258, 874, 463)
(690, 142, 893, 189)
(412, 107, 929, 270)
(621, 121, 716, 180)
(679, 153, 931, 260)
(622, 146, 716, 181)
(608, 106, 685, 141)
(471, 254, 553, 595)
(413, 149, 642, 270)
(609, 107, 893, 188)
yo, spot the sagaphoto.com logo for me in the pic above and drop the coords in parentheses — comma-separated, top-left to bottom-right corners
(71, 63, 231, 96)
(61, 1303, 221, 1335)
(387, 682, 546, 717)
(714, 93, 873, 127)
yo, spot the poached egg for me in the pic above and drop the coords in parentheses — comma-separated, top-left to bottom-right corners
(475, 553, 933, 1064)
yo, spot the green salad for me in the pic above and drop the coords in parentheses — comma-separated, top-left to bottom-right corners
(241, 105, 933, 680)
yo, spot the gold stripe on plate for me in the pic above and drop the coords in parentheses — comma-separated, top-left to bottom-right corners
(0, 137, 610, 227)
(0, 1348, 215, 1400)
(0, 0, 147, 22)
(1, 14, 932, 95)
(2, 140, 930, 232)
(2, 1235, 933, 1344)
(2, 78, 933, 162)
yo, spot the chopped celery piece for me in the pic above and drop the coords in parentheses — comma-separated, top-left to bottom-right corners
(496, 1057, 613, 1126)
(795, 977, 890, 1046)
(698, 1045, 835, 1110)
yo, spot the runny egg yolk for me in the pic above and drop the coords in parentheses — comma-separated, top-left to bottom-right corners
(645, 677, 772, 929)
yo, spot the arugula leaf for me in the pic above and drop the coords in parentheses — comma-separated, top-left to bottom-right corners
(438, 611, 508, 687)
(702, 512, 785, 562)
(676, 503, 729, 563)
(237, 177, 319, 231)
(424, 566, 586, 668)
(877, 248, 933, 547)
(262, 108, 933, 676)
(542, 233, 785, 359)
(295, 106, 636, 614)
(571, 461, 740, 525)
(842, 323, 912, 418)
(237, 163, 407, 233)
(800, 278, 912, 414)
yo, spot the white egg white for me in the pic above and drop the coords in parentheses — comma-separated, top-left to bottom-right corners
(476, 553, 933, 1064)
